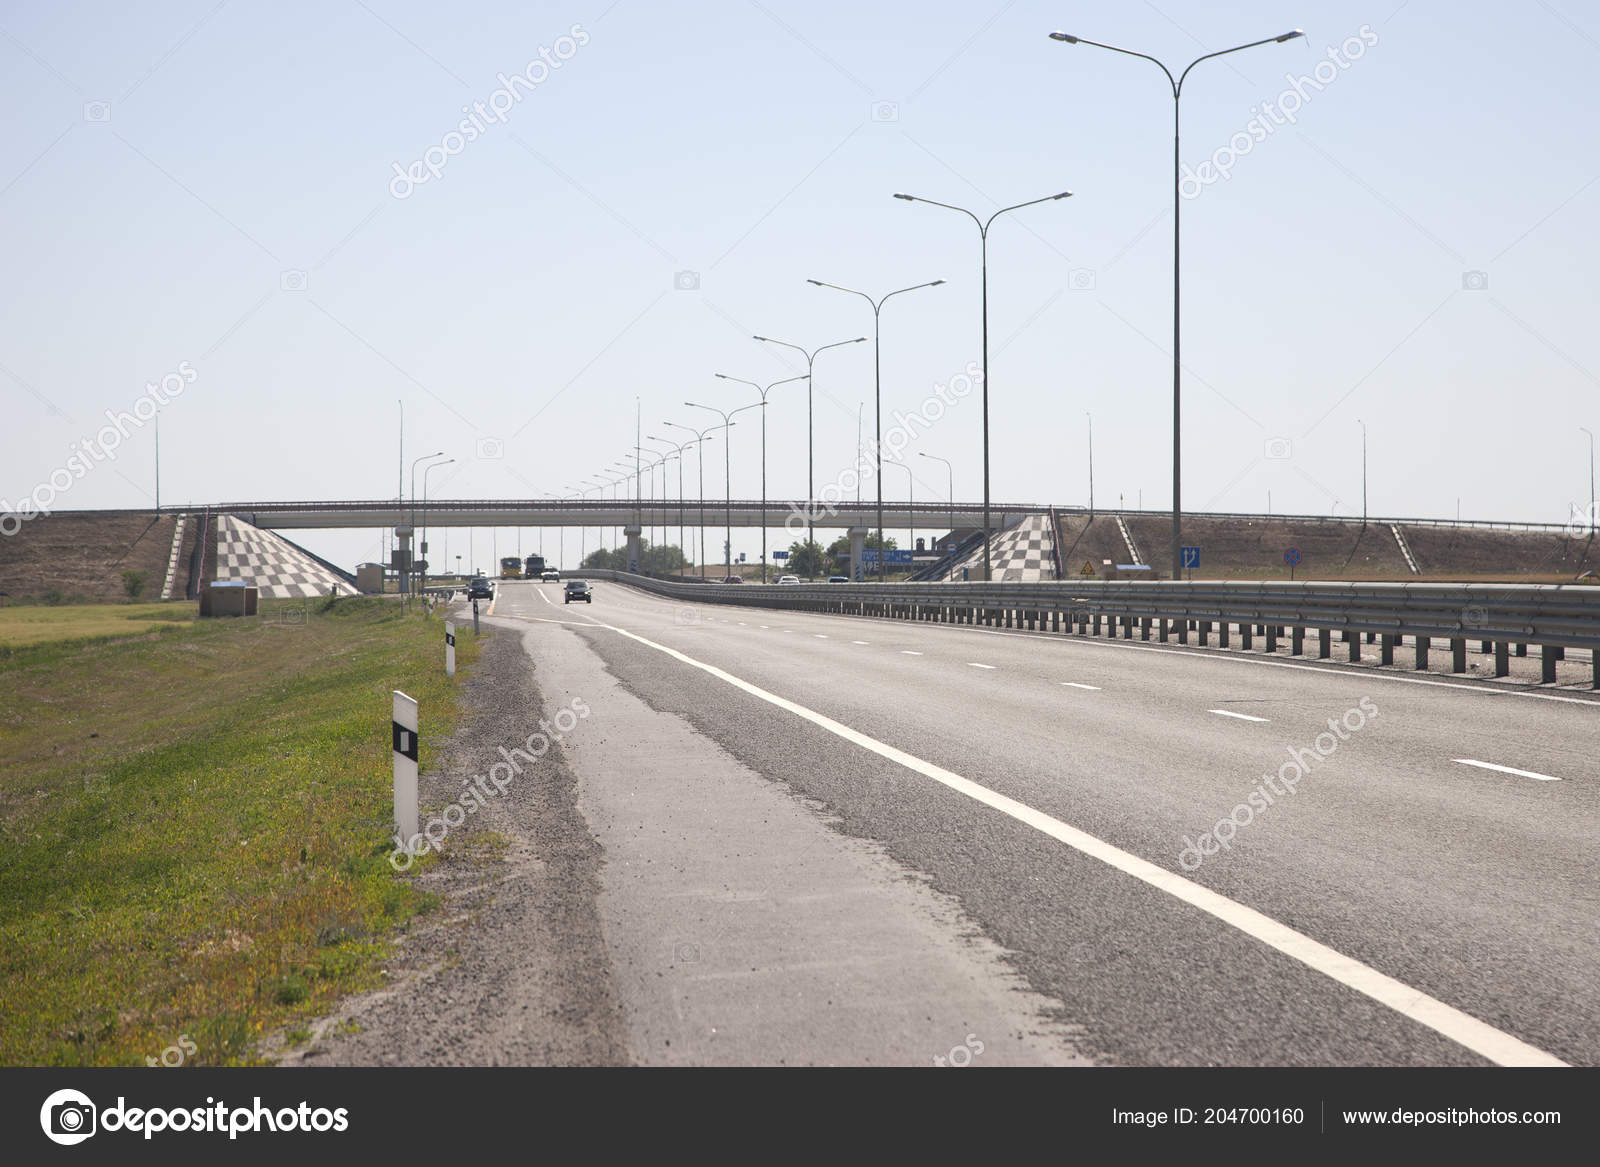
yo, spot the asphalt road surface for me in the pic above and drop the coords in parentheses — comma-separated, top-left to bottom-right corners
(488, 578, 1598, 1067)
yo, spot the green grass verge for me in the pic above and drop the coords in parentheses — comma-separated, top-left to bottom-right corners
(0, 601, 196, 652)
(0, 596, 483, 1065)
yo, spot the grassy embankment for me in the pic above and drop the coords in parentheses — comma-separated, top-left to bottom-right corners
(0, 596, 481, 1065)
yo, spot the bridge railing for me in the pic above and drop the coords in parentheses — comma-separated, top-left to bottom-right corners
(571, 570, 1600, 684)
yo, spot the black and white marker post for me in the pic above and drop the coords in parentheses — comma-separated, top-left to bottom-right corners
(392, 690, 419, 854)
(445, 621, 456, 677)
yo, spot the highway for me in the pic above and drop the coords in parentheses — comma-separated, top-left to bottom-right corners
(487, 578, 1598, 1067)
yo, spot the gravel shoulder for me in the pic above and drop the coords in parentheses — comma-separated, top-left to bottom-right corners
(275, 613, 630, 1066)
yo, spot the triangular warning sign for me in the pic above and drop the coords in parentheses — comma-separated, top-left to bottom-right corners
(1081, 560, 1096, 576)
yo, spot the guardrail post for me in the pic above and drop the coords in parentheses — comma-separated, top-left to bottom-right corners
(1218, 621, 1230, 648)
(1348, 633, 1361, 663)
(1451, 638, 1467, 673)
(1381, 633, 1396, 665)
(1367, 631, 1376, 644)
(1541, 644, 1558, 683)
(1318, 629, 1331, 659)
(1141, 617, 1151, 641)
(1515, 643, 1527, 657)
(1479, 640, 1491, 655)
(1592, 650, 1599, 690)
(1416, 636, 1430, 670)
(1494, 641, 1509, 677)
(1198, 620, 1210, 647)
(1176, 618, 1188, 645)
(1122, 616, 1132, 640)
(1265, 625, 1277, 653)
(1240, 623, 1252, 650)
(1291, 626, 1304, 656)
(1158, 619, 1169, 643)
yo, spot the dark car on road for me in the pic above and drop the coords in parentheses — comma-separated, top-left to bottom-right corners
(467, 576, 494, 599)
(827, 575, 850, 583)
(564, 580, 592, 604)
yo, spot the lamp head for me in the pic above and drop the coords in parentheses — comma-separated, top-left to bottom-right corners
(893, 193, 914, 201)
(1276, 29, 1304, 42)
(1049, 32, 1078, 43)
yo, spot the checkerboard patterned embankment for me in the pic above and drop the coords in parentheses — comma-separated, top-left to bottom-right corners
(212, 515, 349, 598)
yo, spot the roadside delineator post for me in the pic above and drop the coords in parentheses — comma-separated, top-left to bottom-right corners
(393, 691, 419, 854)
(445, 621, 456, 677)
(472, 598, 480, 635)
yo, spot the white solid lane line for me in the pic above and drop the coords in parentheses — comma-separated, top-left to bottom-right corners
(1061, 682, 1102, 691)
(575, 612, 1566, 1068)
(1210, 709, 1270, 723)
(1454, 759, 1562, 782)
(968, 663, 996, 670)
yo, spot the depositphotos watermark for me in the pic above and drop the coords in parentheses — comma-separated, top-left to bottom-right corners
(785, 360, 982, 533)
(39, 1088, 348, 1144)
(1178, 696, 1379, 870)
(389, 697, 590, 869)
(1, 361, 197, 537)
(389, 24, 590, 199)
(1181, 25, 1378, 200)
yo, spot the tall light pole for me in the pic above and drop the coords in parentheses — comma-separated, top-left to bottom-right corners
(421, 457, 454, 595)
(753, 335, 867, 554)
(893, 192, 1071, 581)
(918, 452, 954, 553)
(1582, 426, 1596, 534)
(665, 421, 725, 579)
(1085, 411, 1095, 512)
(808, 279, 944, 581)
(713, 373, 808, 582)
(649, 434, 703, 575)
(884, 459, 914, 568)
(1050, 28, 1302, 578)
(408, 450, 443, 596)
(1358, 418, 1368, 525)
(687, 401, 760, 579)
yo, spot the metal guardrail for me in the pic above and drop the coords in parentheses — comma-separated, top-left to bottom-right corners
(573, 570, 1600, 684)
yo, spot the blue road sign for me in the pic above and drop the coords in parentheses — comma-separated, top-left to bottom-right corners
(773, 550, 789, 560)
(1180, 546, 1200, 569)
(860, 549, 914, 565)
(1284, 547, 1302, 566)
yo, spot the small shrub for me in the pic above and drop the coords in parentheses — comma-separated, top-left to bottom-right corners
(121, 571, 146, 599)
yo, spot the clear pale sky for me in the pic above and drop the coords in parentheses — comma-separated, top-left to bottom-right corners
(3, 0, 1597, 570)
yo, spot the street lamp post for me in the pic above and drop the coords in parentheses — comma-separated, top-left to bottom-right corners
(421, 457, 455, 597)
(753, 335, 867, 555)
(686, 401, 760, 579)
(1358, 419, 1368, 525)
(918, 452, 955, 557)
(1582, 426, 1596, 534)
(665, 421, 725, 579)
(808, 279, 944, 582)
(1049, 27, 1302, 578)
(884, 459, 914, 568)
(1085, 411, 1095, 512)
(893, 192, 1071, 581)
(649, 434, 704, 575)
(408, 450, 443, 597)
(713, 374, 808, 582)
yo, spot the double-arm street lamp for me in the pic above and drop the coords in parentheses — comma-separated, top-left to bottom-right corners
(421, 457, 454, 596)
(713, 373, 809, 582)
(1048, 27, 1303, 578)
(807, 279, 944, 581)
(686, 401, 760, 579)
(752, 335, 866, 556)
(893, 191, 1071, 581)
(664, 420, 725, 578)
(407, 450, 444, 595)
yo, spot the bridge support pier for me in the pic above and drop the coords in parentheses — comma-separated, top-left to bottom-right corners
(624, 525, 643, 575)
(847, 526, 868, 583)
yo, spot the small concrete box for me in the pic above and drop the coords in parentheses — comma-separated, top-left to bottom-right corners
(200, 580, 258, 617)
(355, 562, 385, 594)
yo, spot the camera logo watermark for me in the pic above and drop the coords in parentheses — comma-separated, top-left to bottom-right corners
(933, 1033, 985, 1067)
(674, 270, 700, 291)
(1178, 696, 1379, 870)
(1181, 26, 1378, 200)
(2, 361, 197, 538)
(389, 24, 590, 199)
(41, 1089, 97, 1145)
(1264, 437, 1293, 460)
(1564, 501, 1597, 536)
(870, 100, 899, 122)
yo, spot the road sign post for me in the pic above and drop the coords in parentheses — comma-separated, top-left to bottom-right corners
(1181, 546, 1200, 581)
(392, 690, 419, 854)
(1285, 546, 1302, 581)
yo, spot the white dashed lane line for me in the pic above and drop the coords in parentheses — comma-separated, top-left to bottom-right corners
(901, 651, 923, 656)
(852, 640, 869, 645)
(1210, 709, 1270, 723)
(968, 663, 996, 670)
(1454, 759, 1562, 782)
(1061, 682, 1102, 691)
